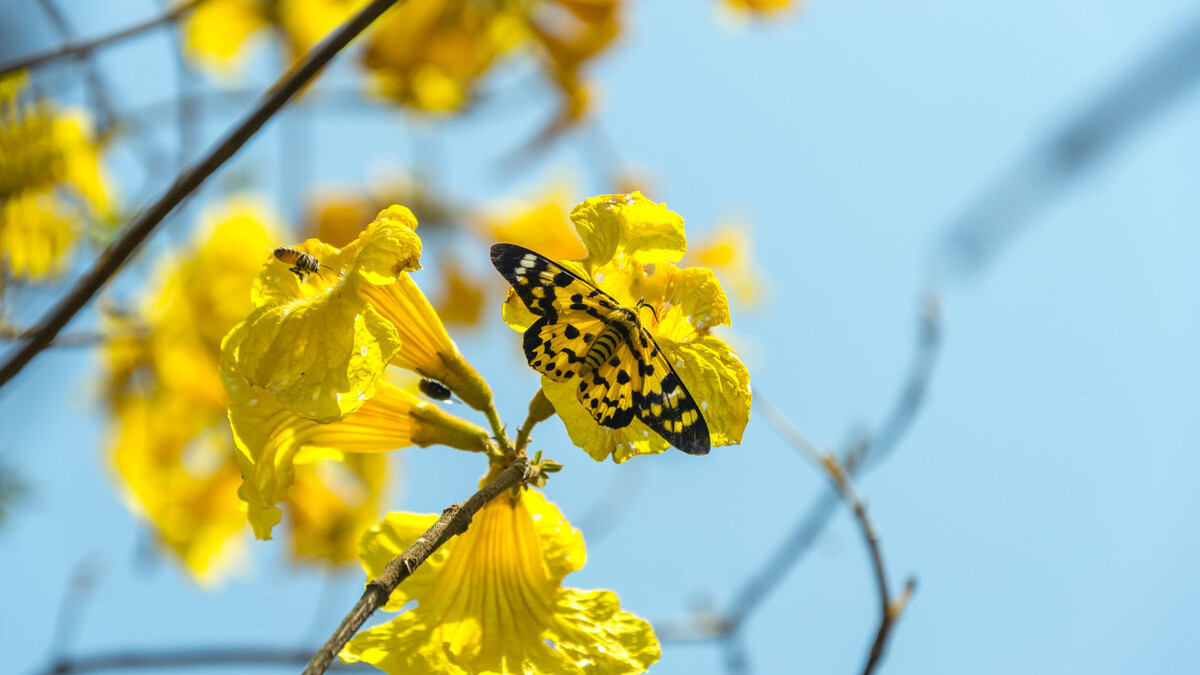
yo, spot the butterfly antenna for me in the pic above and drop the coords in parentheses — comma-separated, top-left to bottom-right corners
(635, 298, 660, 323)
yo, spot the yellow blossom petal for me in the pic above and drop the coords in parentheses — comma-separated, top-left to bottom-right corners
(223, 208, 422, 422)
(433, 257, 486, 327)
(687, 224, 764, 309)
(570, 192, 687, 269)
(481, 185, 587, 262)
(288, 453, 389, 567)
(110, 395, 247, 584)
(0, 191, 72, 279)
(227, 378, 490, 539)
(341, 489, 660, 674)
(181, 0, 270, 71)
(363, 272, 493, 411)
(497, 196, 751, 462)
(1, 75, 114, 279)
(103, 204, 277, 582)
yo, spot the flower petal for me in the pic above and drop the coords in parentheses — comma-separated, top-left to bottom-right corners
(570, 192, 687, 269)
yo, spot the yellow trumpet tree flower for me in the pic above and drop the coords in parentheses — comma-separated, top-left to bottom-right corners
(341, 486, 661, 674)
(220, 205, 496, 538)
(500, 192, 752, 462)
(104, 201, 392, 579)
(0, 73, 113, 280)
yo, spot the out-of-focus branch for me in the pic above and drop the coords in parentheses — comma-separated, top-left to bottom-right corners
(937, 16, 1200, 281)
(657, 290, 940, 674)
(0, 0, 206, 77)
(757, 412, 915, 675)
(34, 647, 368, 674)
(302, 457, 531, 675)
(0, 0, 406, 391)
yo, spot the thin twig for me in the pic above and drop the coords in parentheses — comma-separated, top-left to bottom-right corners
(759, 413, 913, 674)
(0, 0, 406, 391)
(483, 403, 515, 455)
(0, 0, 206, 78)
(33, 647, 368, 674)
(302, 457, 531, 675)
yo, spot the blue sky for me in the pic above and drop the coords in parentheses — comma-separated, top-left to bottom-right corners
(2, 1, 1199, 674)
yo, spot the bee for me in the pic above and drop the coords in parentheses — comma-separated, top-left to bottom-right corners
(273, 247, 328, 282)
(418, 378, 456, 402)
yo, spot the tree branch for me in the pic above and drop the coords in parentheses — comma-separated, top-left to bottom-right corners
(302, 456, 532, 675)
(0, 0, 206, 78)
(0, 0, 405, 391)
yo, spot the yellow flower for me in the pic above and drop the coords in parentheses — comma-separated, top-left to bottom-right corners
(340, 488, 661, 674)
(288, 452, 388, 566)
(223, 205, 492, 414)
(720, 0, 796, 17)
(226, 376, 491, 540)
(479, 185, 587, 262)
(105, 200, 394, 578)
(500, 192, 752, 462)
(686, 223, 765, 309)
(0, 73, 113, 279)
(432, 256, 486, 327)
(182, 0, 365, 76)
(362, 0, 620, 138)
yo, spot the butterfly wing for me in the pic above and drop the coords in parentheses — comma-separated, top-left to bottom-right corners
(491, 242, 711, 455)
(632, 328, 711, 456)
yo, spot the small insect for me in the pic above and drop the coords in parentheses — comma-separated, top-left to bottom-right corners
(490, 243, 710, 455)
(272, 246, 329, 282)
(418, 378, 454, 402)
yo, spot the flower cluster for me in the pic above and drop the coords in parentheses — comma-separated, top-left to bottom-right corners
(219, 204, 494, 539)
(103, 201, 388, 579)
(500, 192, 753, 462)
(0, 73, 112, 280)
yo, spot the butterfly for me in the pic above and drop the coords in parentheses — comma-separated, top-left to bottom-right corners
(490, 243, 710, 455)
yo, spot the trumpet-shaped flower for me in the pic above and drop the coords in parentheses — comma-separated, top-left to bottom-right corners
(226, 375, 491, 539)
(104, 201, 393, 579)
(0, 73, 113, 279)
(223, 205, 492, 416)
(500, 193, 751, 462)
(341, 487, 660, 674)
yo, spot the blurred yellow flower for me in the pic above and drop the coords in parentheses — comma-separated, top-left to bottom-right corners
(432, 256, 486, 327)
(686, 223, 764, 309)
(225, 376, 491, 539)
(0, 73, 113, 279)
(105, 201, 392, 578)
(363, 0, 621, 141)
(721, 0, 796, 17)
(479, 185, 586, 262)
(499, 193, 752, 462)
(340, 487, 660, 674)
(182, 0, 365, 75)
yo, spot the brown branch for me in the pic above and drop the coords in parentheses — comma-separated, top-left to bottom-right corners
(757, 405, 914, 675)
(0, 0, 206, 78)
(302, 456, 532, 675)
(35, 647, 368, 674)
(0, 0, 406, 391)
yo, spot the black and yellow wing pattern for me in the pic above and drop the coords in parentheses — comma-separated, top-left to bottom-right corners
(490, 243, 710, 455)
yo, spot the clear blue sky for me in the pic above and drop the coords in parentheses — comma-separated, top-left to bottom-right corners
(3, 1, 1199, 674)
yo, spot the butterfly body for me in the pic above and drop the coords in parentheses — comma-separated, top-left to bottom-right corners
(491, 243, 710, 455)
